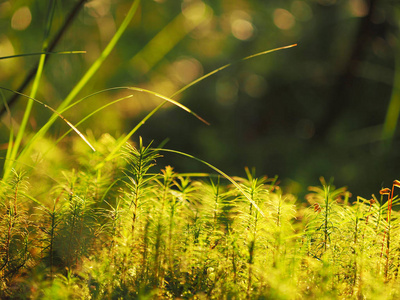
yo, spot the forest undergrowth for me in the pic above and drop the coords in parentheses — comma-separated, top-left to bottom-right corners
(1, 135, 400, 299)
(1, 1, 400, 298)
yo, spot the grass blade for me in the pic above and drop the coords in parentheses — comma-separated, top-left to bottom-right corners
(0, 87, 95, 152)
(170, 44, 297, 99)
(18, 0, 141, 162)
(4, 0, 57, 179)
(0, 0, 87, 117)
(41, 86, 207, 158)
(0, 51, 86, 60)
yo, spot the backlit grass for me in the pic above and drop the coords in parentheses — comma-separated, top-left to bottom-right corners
(0, 1, 399, 299)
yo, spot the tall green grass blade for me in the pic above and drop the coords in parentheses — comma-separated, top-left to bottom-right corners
(130, 1, 212, 73)
(48, 87, 207, 156)
(0, 87, 95, 152)
(52, 87, 208, 169)
(54, 0, 140, 111)
(18, 0, 141, 161)
(156, 148, 265, 217)
(54, 94, 134, 146)
(54, 87, 208, 126)
(4, 0, 57, 179)
(0, 51, 85, 60)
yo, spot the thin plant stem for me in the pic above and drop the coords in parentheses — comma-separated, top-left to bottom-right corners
(0, 0, 87, 117)
(4, 0, 56, 179)
(18, 0, 141, 163)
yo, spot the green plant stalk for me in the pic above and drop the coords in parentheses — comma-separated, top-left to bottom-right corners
(67, 197, 78, 269)
(246, 178, 259, 299)
(212, 177, 221, 233)
(154, 221, 163, 289)
(246, 181, 255, 230)
(247, 239, 255, 300)
(168, 202, 176, 275)
(356, 199, 373, 293)
(141, 216, 151, 285)
(276, 195, 282, 228)
(4, 0, 56, 180)
(49, 204, 56, 278)
(385, 184, 400, 278)
(12, 172, 20, 216)
(154, 168, 174, 289)
(352, 201, 361, 290)
(18, 0, 141, 163)
(379, 194, 390, 268)
(385, 223, 391, 280)
(165, 172, 177, 281)
(323, 186, 330, 253)
(44, 194, 63, 279)
(130, 183, 140, 237)
(384, 186, 397, 280)
(231, 236, 238, 284)
(124, 139, 160, 240)
(130, 139, 145, 236)
(273, 194, 284, 268)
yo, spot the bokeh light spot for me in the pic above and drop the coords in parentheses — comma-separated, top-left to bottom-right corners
(11, 6, 32, 31)
(349, 0, 368, 17)
(231, 19, 254, 41)
(291, 1, 313, 22)
(0, 35, 14, 57)
(182, 1, 207, 22)
(170, 57, 203, 84)
(86, 0, 112, 18)
(0, 35, 15, 80)
(229, 10, 254, 41)
(273, 9, 295, 30)
(243, 74, 267, 98)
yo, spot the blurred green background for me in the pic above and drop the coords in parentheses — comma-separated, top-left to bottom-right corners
(0, 0, 399, 198)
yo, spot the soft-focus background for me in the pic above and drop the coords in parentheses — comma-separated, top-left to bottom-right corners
(0, 0, 399, 198)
